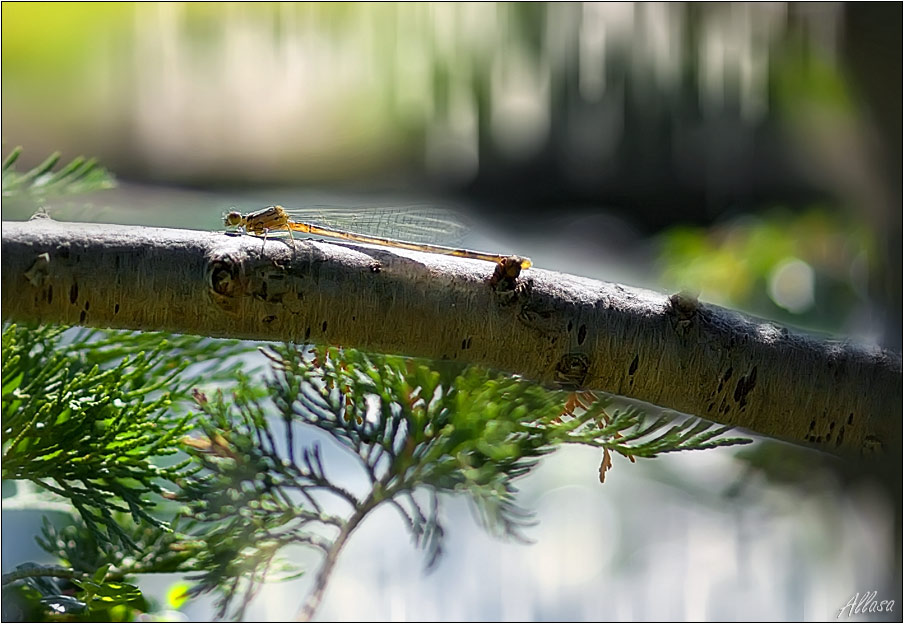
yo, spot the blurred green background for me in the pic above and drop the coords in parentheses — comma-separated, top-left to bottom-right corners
(2, 2, 900, 621)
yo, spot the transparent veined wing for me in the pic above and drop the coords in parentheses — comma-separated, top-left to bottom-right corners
(283, 204, 470, 247)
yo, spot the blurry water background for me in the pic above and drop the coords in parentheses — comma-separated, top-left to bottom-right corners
(1, 3, 900, 621)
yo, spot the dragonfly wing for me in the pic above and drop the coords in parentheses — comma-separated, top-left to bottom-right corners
(285, 204, 470, 246)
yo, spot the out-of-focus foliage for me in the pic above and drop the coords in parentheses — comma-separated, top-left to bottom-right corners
(3, 515, 199, 621)
(1, 3, 131, 85)
(1, 561, 146, 622)
(0, 2, 875, 207)
(656, 208, 873, 332)
(2, 147, 116, 199)
(772, 32, 856, 119)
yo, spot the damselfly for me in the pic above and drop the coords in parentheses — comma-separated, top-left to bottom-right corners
(224, 205, 532, 270)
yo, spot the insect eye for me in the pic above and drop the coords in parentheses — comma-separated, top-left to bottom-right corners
(224, 211, 242, 227)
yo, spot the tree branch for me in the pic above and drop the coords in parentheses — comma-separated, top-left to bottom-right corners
(2, 216, 899, 458)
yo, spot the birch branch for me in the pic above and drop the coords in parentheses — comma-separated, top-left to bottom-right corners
(2, 215, 899, 458)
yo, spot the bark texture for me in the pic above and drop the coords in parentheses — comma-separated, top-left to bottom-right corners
(2, 216, 900, 458)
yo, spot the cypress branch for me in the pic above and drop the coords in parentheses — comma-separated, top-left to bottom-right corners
(2, 216, 899, 458)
